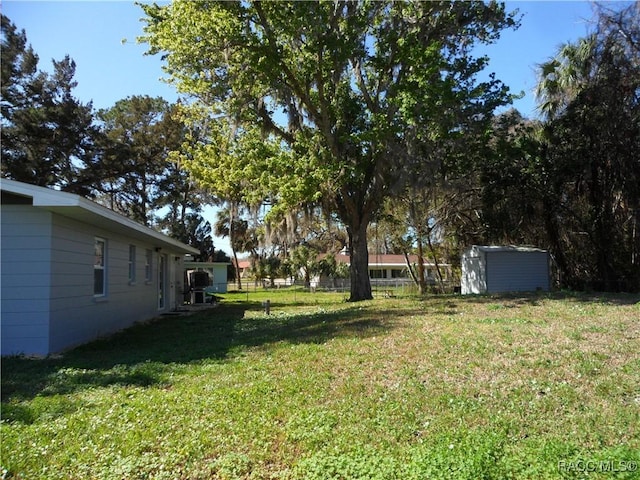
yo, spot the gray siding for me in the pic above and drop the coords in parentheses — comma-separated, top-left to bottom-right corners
(1, 206, 52, 355)
(461, 246, 550, 295)
(47, 214, 164, 353)
(485, 251, 549, 293)
(1, 207, 185, 355)
(2, 180, 196, 356)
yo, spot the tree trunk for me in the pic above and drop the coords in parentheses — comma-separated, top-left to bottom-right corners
(347, 221, 373, 301)
(543, 194, 570, 289)
(406, 197, 428, 294)
(415, 228, 427, 295)
(229, 204, 243, 290)
(426, 228, 446, 294)
(231, 249, 242, 291)
(403, 251, 420, 287)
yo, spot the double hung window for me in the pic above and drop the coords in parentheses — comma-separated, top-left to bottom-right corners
(94, 238, 106, 296)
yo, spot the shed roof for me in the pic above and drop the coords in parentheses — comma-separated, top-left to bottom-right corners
(1, 179, 199, 255)
(467, 245, 547, 254)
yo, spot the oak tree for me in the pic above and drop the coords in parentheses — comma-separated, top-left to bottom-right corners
(141, 0, 518, 300)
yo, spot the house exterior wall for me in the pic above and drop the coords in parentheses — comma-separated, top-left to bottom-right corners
(46, 213, 181, 353)
(46, 214, 154, 352)
(1, 179, 198, 356)
(208, 264, 228, 293)
(1, 205, 52, 355)
(184, 262, 229, 294)
(1, 207, 187, 355)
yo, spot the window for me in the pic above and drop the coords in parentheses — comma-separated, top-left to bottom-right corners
(128, 245, 136, 283)
(158, 254, 166, 309)
(369, 268, 387, 279)
(145, 249, 152, 282)
(391, 269, 407, 278)
(94, 238, 106, 296)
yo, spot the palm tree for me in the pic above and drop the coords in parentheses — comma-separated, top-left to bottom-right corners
(535, 36, 596, 119)
(214, 203, 256, 290)
(533, 2, 640, 291)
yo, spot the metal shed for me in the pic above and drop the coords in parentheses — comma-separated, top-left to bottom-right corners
(461, 245, 550, 295)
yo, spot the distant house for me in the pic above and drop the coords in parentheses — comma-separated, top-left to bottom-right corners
(359, 253, 450, 284)
(313, 253, 450, 288)
(233, 253, 451, 288)
(234, 258, 252, 279)
(1, 179, 199, 356)
(238, 253, 451, 287)
(461, 245, 550, 295)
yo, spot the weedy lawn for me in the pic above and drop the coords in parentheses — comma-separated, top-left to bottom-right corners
(1, 290, 639, 479)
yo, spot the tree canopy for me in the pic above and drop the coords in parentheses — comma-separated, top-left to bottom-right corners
(1, 14, 216, 253)
(533, 2, 640, 291)
(141, 0, 519, 300)
(1, 14, 98, 194)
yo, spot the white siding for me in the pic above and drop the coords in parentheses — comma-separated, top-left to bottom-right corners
(461, 247, 487, 294)
(1, 206, 52, 355)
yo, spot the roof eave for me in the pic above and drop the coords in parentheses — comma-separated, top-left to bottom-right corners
(1, 179, 199, 255)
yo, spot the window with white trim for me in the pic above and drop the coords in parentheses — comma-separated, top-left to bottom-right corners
(94, 238, 106, 296)
(128, 244, 136, 283)
(145, 249, 152, 282)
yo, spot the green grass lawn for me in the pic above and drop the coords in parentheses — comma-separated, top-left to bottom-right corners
(2, 290, 639, 479)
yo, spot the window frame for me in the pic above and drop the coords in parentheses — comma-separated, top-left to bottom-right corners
(145, 249, 153, 283)
(369, 268, 387, 279)
(128, 244, 137, 284)
(94, 237, 107, 297)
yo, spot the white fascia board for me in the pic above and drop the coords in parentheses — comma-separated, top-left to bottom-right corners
(1, 179, 199, 255)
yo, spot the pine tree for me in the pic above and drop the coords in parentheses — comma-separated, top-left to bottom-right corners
(1, 15, 97, 192)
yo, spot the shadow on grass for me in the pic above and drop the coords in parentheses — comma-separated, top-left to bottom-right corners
(551, 290, 640, 305)
(1, 301, 392, 410)
(416, 290, 638, 319)
(452, 290, 640, 306)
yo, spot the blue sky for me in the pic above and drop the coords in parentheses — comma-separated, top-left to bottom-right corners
(4, 1, 602, 116)
(2, 0, 610, 253)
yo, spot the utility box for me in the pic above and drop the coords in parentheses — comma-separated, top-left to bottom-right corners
(461, 245, 550, 295)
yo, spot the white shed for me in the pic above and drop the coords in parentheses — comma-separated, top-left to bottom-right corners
(461, 245, 550, 295)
